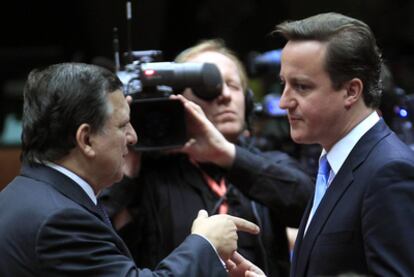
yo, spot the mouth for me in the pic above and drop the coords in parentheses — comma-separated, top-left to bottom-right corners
(217, 110, 236, 115)
(288, 114, 302, 124)
(214, 111, 238, 122)
(216, 110, 236, 117)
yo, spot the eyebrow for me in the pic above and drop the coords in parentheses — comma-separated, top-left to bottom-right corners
(288, 75, 313, 83)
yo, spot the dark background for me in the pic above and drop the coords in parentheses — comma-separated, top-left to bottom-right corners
(1, 0, 414, 128)
(1, 0, 414, 186)
(2, 1, 414, 83)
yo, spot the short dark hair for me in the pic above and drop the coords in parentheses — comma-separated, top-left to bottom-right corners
(21, 62, 123, 164)
(274, 12, 383, 108)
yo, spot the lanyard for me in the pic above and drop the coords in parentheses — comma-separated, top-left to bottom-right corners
(199, 170, 228, 214)
(191, 159, 229, 214)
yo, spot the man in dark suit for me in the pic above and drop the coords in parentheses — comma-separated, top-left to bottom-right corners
(272, 12, 414, 276)
(0, 62, 264, 276)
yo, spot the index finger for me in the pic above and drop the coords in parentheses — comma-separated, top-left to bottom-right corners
(228, 215, 260, 234)
(230, 251, 246, 265)
(171, 94, 205, 117)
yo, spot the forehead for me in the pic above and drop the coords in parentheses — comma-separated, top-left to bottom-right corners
(187, 51, 239, 74)
(281, 40, 328, 77)
(106, 90, 129, 122)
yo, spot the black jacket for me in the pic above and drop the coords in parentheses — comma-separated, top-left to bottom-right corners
(101, 138, 313, 277)
(0, 164, 226, 277)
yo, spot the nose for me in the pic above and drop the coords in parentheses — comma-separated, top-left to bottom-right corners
(279, 85, 293, 110)
(126, 123, 138, 146)
(217, 83, 232, 103)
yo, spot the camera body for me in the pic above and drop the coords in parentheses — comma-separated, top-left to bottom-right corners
(118, 51, 223, 151)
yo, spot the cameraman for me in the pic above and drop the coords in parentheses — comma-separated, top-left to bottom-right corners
(101, 39, 313, 277)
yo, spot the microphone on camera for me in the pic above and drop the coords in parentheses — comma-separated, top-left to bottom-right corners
(113, 27, 121, 72)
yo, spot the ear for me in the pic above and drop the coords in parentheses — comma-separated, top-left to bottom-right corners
(344, 78, 364, 109)
(76, 123, 96, 158)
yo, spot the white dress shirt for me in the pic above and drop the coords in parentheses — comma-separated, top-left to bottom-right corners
(45, 162, 97, 205)
(305, 111, 380, 234)
(325, 111, 380, 183)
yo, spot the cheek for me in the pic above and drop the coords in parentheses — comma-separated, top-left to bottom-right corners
(302, 98, 340, 137)
(196, 102, 216, 121)
(237, 98, 246, 118)
(109, 132, 126, 153)
(305, 108, 322, 126)
(290, 103, 320, 137)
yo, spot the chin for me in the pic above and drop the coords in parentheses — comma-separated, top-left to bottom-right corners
(291, 133, 314, 145)
(109, 170, 124, 185)
(219, 127, 243, 141)
(290, 131, 305, 144)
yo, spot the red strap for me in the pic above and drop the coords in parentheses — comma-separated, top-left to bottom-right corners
(200, 171, 228, 214)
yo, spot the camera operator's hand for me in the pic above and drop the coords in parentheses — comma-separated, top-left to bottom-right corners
(191, 210, 260, 261)
(226, 252, 267, 277)
(170, 94, 236, 168)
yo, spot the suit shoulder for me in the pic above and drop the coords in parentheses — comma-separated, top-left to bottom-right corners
(380, 135, 413, 160)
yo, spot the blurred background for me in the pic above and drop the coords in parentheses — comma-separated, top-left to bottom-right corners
(1, 0, 414, 187)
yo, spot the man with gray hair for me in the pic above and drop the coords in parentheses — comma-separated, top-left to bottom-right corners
(0, 62, 263, 277)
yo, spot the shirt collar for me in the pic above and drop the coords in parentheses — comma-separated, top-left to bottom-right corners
(44, 162, 97, 205)
(324, 111, 380, 176)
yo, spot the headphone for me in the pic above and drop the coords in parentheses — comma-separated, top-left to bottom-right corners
(244, 88, 255, 131)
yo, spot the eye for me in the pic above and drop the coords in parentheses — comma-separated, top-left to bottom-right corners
(294, 82, 310, 92)
(226, 81, 242, 91)
(120, 122, 129, 130)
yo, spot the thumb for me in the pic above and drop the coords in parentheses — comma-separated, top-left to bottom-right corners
(181, 138, 197, 152)
(197, 209, 208, 219)
(191, 209, 209, 234)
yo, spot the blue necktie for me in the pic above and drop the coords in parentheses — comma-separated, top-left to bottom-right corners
(305, 154, 331, 232)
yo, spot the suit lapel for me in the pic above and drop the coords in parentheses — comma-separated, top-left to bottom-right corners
(21, 163, 100, 215)
(291, 120, 392, 276)
(290, 198, 311, 277)
(20, 163, 133, 258)
(293, 161, 355, 276)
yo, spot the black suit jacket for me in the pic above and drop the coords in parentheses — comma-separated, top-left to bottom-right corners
(291, 120, 414, 276)
(0, 163, 226, 277)
(101, 138, 312, 277)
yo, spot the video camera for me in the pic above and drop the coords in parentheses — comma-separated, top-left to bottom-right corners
(117, 50, 223, 151)
(112, 1, 224, 151)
